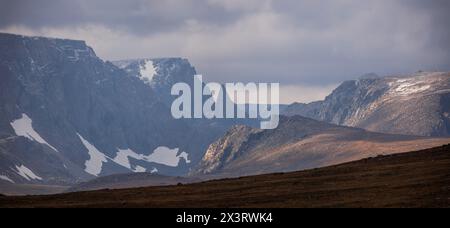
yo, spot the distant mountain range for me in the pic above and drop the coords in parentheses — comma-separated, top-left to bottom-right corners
(0, 33, 449, 195)
(282, 72, 450, 137)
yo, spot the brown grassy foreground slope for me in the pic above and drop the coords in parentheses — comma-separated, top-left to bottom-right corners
(1, 144, 449, 208)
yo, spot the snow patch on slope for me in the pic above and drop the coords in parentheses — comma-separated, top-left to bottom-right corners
(139, 60, 158, 84)
(10, 114, 59, 152)
(134, 166, 147, 173)
(14, 165, 42, 181)
(77, 133, 109, 176)
(113, 147, 190, 170)
(113, 148, 147, 172)
(393, 79, 431, 95)
(147, 147, 191, 167)
(388, 73, 441, 96)
(0, 175, 15, 183)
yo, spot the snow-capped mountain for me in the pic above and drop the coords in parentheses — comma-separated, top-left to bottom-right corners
(0, 33, 232, 186)
(113, 58, 197, 106)
(283, 72, 450, 136)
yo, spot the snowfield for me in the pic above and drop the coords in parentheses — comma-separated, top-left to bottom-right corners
(147, 146, 190, 167)
(10, 114, 59, 152)
(134, 166, 147, 173)
(139, 60, 158, 84)
(77, 142, 190, 176)
(113, 148, 147, 172)
(77, 133, 109, 176)
(391, 77, 432, 95)
(14, 165, 42, 181)
(113, 146, 190, 171)
(388, 72, 448, 97)
(0, 175, 15, 183)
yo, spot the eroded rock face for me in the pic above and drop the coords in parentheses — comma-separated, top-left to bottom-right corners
(283, 72, 450, 137)
(195, 125, 262, 175)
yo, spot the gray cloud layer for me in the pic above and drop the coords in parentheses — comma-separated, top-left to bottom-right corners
(1, 0, 449, 102)
(0, 0, 250, 35)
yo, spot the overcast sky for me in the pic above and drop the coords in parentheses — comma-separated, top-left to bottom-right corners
(1, 0, 449, 103)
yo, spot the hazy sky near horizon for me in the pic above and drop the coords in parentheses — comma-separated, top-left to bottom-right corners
(1, 0, 449, 103)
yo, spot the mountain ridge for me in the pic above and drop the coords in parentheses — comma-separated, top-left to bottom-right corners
(0, 33, 224, 185)
(282, 72, 450, 136)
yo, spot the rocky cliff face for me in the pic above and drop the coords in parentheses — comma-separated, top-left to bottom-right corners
(195, 125, 262, 175)
(0, 33, 228, 186)
(283, 72, 450, 137)
(192, 116, 450, 177)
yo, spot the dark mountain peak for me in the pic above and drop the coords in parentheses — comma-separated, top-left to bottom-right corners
(0, 33, 108, 100)
(113, 57, 195, 81)
(0, 33, 238, 189)
(112, 57, 197, 105)
(0, 33, 98, 61)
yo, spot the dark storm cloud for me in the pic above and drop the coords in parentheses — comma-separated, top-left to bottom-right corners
(0, 0, 247, 35)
